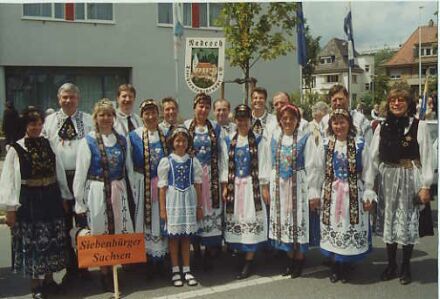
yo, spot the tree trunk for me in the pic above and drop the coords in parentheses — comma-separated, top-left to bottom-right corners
(244, 62, 250, 105)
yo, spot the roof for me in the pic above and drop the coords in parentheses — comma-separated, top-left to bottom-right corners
(385, 24, 438, 67)
(314, 38, 364, 74)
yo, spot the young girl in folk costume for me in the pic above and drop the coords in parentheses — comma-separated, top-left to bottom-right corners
(220, 104, 270, 280)
(184, 92, 224, 269)
(316, 109, 376, 283)
(73, 99, 134, 292)
(126, 99, 169, 277)
(366, 87, 433, 285)
(268, 104, 323, 278)
(158, 126, 203, 287)
(0, 107, 72, 299)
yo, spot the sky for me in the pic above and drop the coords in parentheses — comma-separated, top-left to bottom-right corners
(303, 1, 438, 52)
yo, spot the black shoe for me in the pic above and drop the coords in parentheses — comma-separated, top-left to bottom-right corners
(282, 259, 294, 276)
(380, 264, 398, 281)
(339, 263, 348, 283)
(236, 261, 252, 280)
(399, 263, 412, 285)
(291, 259, 304, 279)
(329, 262, 339, 283)
(32, 286, 46, 299)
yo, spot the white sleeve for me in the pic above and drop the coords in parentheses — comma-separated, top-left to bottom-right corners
(361, 142, 377, 203)
(305, 136, 324, 199)
(365, 124, 381, 190)
(73, 138, 91, 214)
(125, 135, 134, 180)
(193, 157, 203, 184)
(417, 121, 434, 188)
(0, 147, 21, 211)
(362, 118, 373, 145)
(258, 136, 270, 184)
(219, 137, 229, 183)
(55, 153, 74, 200)
(157, 157, 170, 188)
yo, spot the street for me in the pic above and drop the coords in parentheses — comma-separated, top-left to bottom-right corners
(0, 201, 437, 299)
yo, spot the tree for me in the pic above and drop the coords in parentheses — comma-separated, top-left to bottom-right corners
(372, 48, 396, 102)
(302, 25, 321, 93)
(217, 3, 298, 104)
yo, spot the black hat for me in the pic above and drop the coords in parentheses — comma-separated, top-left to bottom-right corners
(234, 104, 252, 119)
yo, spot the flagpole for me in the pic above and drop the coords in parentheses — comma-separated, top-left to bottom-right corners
(348, 1, 352, 110)
(299, 66, 303, 104)
(173, 35, 179, 102)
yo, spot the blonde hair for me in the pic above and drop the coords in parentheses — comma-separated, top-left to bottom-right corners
(92, 98, 116, 128)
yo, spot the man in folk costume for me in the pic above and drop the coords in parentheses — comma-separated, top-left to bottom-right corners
(220, 104, 270, 280)
(114, 84, 143, 137)
(42, 83, 93, 284)
(213, 98, 236, 135)
(321, 84, 373, 144)
(159, 97, 180, 133)
(250, 87, 276, 137)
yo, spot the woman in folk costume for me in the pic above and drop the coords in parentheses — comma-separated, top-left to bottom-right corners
(0, 107, 72, 299)
(316, 108, 376, 283)
(158, 126, 203, 287)
(220, 104, 270, 280)
(73, 99, 134, 292)
(184, 92, 224, 269)
(366, 87, 433, 285)
(126, 99, 169, 277)
(267, 104, 323, 279)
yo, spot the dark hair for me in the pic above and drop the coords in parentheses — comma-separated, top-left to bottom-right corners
(117, 83, 136, 97)
(168, 128, 192, 152)
(251, 87, 268, 100)
(21, 106, 45, 128)
(328, 84, 349, 100)
(234, 104, 252, 119)
(161, 97, 179, 110)
(386, 86, 416, 117)
(193, 92, 212, 109)
(327, 110, 357, 137)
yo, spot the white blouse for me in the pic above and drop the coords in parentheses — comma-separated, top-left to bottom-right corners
(157, 153, 203, 188)
(219, 133, 270, 185)
(114, 110, 143, 137)
(0, 137, 73, 211)
(365, 118, 434, 189)
(267, 130, 324, 199)
(73, 132, 120, 214)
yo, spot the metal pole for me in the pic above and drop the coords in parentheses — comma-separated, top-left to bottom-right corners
(348, 67, 352, 109)
(299, 66, 303, 104)
(418, 6, 423, 97)
(174, 36, 179, 102)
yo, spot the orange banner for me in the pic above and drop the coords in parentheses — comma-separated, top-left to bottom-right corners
(77, 233, 146, 268)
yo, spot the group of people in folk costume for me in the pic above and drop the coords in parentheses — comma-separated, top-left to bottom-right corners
(0, 81, 434, 298)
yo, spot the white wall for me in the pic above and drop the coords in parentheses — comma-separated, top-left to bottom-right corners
(0, 3, 300, 120)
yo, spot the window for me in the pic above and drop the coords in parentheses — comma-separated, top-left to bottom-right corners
(365, 83, 370, 91)
(327, 75, 339, 83)
(22, 3, 113, 22)
(390, 74, 401, 80)
(365, 65, 370, 72)
(352, 94, 357, 101)
(320, 56, 334, 64)
(420, 46, 435, 57)
(5, 67, 129, 113)
(352, 75, 357, 84)
(158, 3, 223, 28)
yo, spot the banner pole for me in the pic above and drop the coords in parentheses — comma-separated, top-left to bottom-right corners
(113, 265, 120, 299)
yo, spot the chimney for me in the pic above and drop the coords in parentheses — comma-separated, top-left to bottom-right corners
(429, 19, 434, 27)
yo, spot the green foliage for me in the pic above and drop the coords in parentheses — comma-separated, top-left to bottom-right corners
(290, 90, 327, 120)
(428, 75, 438, 94)
(302, 25, 321, 91)
(373, 48, 396, 102)
(217, 3, 298, 101)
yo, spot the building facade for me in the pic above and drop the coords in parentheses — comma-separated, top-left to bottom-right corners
(384, 20, 437, 96)
(311, 38, 374, 103)
(0, 3, 300, 120)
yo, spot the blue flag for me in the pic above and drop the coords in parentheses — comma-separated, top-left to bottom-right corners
(344, 10, 355, 67)
(296, 2, 307, 66)
(173, 3, 184, 38)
